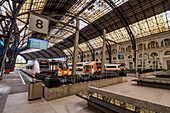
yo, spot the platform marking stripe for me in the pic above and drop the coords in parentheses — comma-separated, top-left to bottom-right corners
(20, 71, 33, 82)
(18, 71, 26, 85)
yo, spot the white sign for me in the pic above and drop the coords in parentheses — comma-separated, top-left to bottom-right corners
(29, 13, 49, 34)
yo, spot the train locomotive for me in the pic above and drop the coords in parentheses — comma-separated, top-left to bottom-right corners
(24, 59, 69, 77)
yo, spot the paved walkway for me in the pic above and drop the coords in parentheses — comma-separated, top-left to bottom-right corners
(1, 71, 170, 113)
(0, 70, 31, 113)
(104, 77, 170, 107)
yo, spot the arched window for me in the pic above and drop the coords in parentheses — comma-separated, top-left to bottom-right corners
(96, 52, 98, 55)
(164, 39, 170, 46)
(106, 58, 109, 60)
(151, 52, 158, 57)
(164, 51, 170, 55)
(161, 39, 170, 47)
(84, 54, 86, 57)
(118, 55, 124, 60)
(112, 49, 117, 54)
(148, 41, 159, 49)
(128, 55, 132, 59)
(113, 57, 117, 60)
(138, 43, 146, 50)
(87, 54, 89, 57)
(96, 59, 98, 61)
(161, 40, 164, 47)
(126, 46, 131, 52)
(139, 54, 142, 58)
(121, 47, 125, 52)
(100, 51, 102, 55)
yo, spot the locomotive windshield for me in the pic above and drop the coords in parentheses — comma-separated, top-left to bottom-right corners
(96, 63, 101, 69)
(58, 62, 68, 70)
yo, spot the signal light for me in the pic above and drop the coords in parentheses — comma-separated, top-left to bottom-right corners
(40, 69, 43, 71)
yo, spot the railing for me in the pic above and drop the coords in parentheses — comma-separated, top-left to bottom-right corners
(76, 86, 170, 113)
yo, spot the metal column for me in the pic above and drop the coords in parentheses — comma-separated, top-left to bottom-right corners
(71, 17, 79, 83)
(117, 45, 119, 63)
(0, 1, 25, 71)
(141, 45, 144, 72)
(101, 29, 106, 73)
(135, 46, 138, 77)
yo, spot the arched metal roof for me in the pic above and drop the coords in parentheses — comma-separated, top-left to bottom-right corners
(19, 0, 169, 60)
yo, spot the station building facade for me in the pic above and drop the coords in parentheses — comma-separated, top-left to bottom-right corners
(67, 31, 170, 70)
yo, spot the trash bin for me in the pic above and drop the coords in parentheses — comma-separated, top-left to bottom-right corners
(45, 75, 61, 88)
(28, 80, 42, 101)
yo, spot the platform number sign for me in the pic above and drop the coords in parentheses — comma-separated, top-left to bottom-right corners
(29, 13, 49, 34)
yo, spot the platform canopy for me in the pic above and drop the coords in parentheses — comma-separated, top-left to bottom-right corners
(17, 0, 169, 60)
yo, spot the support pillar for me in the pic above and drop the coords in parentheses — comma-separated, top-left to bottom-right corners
(0, 1, 25, 72)
(141, 45, 144, 71)
(101, 29, 106, 73)
(117, 45, 119, 63)
(71, 17, 79, 83)
(135, 45, 138, 77)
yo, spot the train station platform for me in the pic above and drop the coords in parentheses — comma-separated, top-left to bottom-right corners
(1, 71, 170, 113)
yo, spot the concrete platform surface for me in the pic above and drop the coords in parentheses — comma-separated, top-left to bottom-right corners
(103, 77, 170, 107)
(2, 72, 170, 113)
(3, 92, 96, 113)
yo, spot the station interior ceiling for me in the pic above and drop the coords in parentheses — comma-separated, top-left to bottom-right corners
(1, 0, 169, 60)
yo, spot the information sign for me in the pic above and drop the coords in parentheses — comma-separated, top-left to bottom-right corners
(29, 13, 49, 34)
(28, 38, 48, 50)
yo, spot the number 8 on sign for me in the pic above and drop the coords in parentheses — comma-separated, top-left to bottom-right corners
(36, 19, 43, 29)
(29, 13, 49, 34)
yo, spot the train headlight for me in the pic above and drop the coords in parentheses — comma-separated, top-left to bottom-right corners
(58, 71, 62, 76)
(64, 71, 67, 74)
(69, 71, 71, 75)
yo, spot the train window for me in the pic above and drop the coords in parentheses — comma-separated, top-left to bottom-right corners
(96, 63, 101, 69)
(77, 68, 83, 71)
(40, 62, 49, 68)
(107, 66, 116, 68)
(85, 65, 90, 73)
(76, 64, 83, 66)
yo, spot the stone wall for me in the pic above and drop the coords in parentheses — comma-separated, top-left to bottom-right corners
(44, 76, 127, 101)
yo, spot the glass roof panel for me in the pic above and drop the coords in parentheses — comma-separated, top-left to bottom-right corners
(63, 49, 70, 56)
(49, 0, 130, 43)
(89, 37, 103, 48)
(69, 47, 74, 53)
(78, 43, 90, 52)
(64, 11, 170, 55)
(17, 0, 46, 29)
